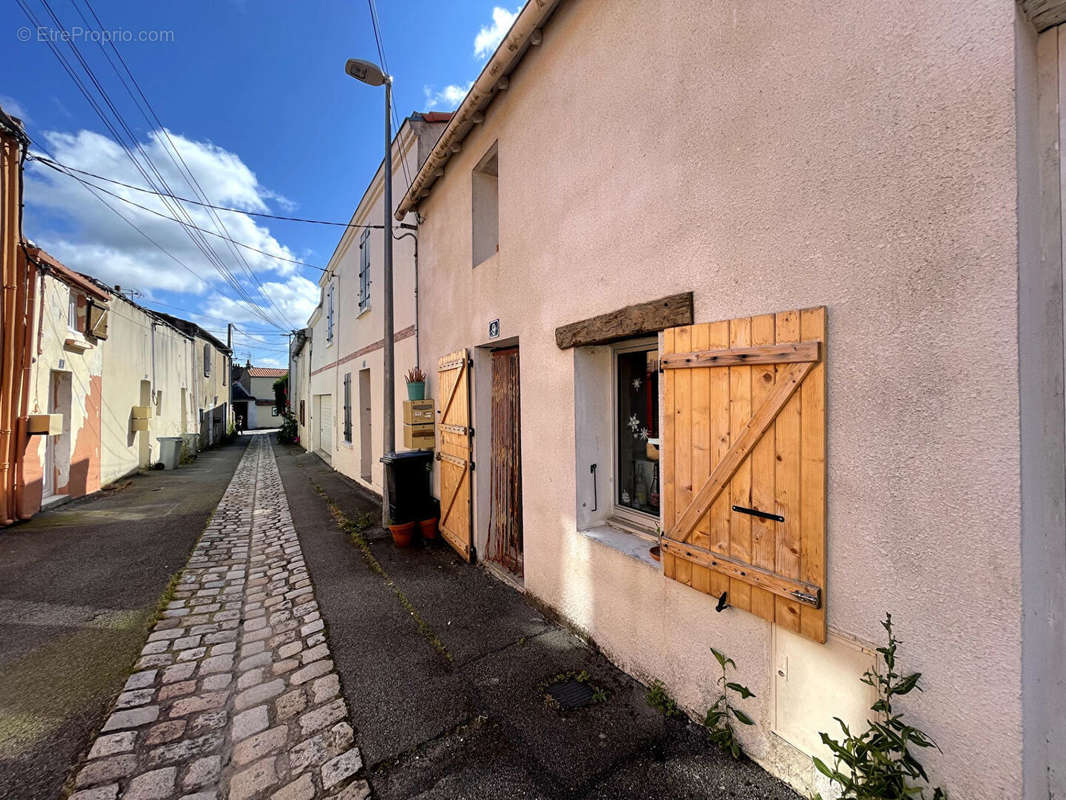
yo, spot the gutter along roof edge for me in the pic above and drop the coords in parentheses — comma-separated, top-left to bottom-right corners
(394, 0, 563, 220)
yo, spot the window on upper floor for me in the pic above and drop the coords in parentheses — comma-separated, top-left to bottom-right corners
(67, 290, 78, 331)
(358, 229, 371, 312)
(203, 343, 211, 377)
(326, 282, 335, 342)
(472, 142, 499, 267)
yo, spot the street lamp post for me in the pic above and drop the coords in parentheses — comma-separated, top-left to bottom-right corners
(345, 58, 395, 527)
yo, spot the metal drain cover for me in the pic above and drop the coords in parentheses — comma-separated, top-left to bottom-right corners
(545, 678, 596, 710)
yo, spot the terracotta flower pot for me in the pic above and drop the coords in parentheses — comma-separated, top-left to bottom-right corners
(388, 521, 417, 548)
(419, 517, 439, 540)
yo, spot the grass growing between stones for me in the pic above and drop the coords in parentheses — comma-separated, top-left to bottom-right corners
(312, 482, 453, 665)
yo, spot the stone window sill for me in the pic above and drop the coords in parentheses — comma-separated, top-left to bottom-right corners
(579, 524, 661, 570)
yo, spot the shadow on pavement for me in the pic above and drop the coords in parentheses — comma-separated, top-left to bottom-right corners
(273, 438, 800, 800)
(0, 437, 249, 800)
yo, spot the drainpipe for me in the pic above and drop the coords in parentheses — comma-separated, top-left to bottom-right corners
(394, 228, 419, 369)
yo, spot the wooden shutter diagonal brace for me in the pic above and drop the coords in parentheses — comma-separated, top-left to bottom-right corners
(438, 358, 466, 429)
(663, 358, 819, 607)
(440, 460, 468, 528)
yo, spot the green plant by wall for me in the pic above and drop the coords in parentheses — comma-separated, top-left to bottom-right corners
(812, 614, 945, 800)
(703, 647, 756, 759)
(277, 411, 299, 445)
(645, 679, 682, 718)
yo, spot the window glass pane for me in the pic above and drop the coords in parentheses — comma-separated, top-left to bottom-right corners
(616, 347, 659, 516)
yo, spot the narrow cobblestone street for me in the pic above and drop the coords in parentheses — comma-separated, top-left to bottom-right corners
(69, 435, 368, 800)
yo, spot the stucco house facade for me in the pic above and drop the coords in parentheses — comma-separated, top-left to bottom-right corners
(99, 290, 203, 485)
(9, 250, 234, 518)
(154, 313, 232, 449)
(390, 2, 1065, 798)
(232, 363, 286, 429)
(290, 112, 449, 490)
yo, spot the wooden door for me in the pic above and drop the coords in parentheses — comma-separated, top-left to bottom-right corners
(659, 307, 826, 643)
(488, 347, 523, 576)
(437, 349, 474, 562)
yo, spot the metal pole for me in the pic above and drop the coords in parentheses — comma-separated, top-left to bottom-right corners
(382, 76, 395, 526)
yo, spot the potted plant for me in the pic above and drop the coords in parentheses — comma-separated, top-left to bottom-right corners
(419, 498, 440, 541)
(404, 366, 426, 401)
(388, 519, 417, 548)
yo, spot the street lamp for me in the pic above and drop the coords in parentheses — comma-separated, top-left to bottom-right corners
(345, 57, 395, 527)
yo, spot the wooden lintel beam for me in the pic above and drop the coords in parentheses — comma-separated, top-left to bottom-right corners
(659, 537, 822, 608)
(660, 341, 820, 369)
(555, 292, 693, 350)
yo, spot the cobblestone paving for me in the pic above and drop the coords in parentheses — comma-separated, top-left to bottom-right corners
(70, 435, 369, 800)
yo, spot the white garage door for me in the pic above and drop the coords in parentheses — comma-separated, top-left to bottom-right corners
(317, 395, 333, 454)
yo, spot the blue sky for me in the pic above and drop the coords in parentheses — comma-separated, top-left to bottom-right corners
(2, 0, 521, 366)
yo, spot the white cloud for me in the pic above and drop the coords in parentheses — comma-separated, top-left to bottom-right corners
(0, 95, 29, 124)
(197, 275, 319, 330)
(24, 127, 300, 295)
(256, 357, 283, 368)
(474, 6, 521, 59)
(423, 81, 474, 111)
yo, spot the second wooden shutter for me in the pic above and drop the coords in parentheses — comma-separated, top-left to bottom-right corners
(659, 307, 826, 643)
(436, 349, 474, 562)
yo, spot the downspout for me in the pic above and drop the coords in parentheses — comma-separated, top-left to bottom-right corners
(394, 228, 419, 369)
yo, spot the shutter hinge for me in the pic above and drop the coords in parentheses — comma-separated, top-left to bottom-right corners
(658, 358, 664, 374)
(791, 589, 820, 607)
(469, 461, 475, 472)
(468, 426, 474, 437)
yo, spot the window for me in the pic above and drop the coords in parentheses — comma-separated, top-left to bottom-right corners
(615, 342, 659, 519)
(67, 291, 78, 331)
(203, 343, 211, 377)
(326, 283, 335, 342)
(222, 356, 227, 386)
(299, 399, 305, 426)
(358, 229, 371, 312)
(343, 372, 352, 443)
(472, 142, 499, 267)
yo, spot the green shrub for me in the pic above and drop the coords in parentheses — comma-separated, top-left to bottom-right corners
(812, 614, 945, 800)
(277, 411, 299, 445)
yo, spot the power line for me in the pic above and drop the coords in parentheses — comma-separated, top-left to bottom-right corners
(41, 162, 328, 272)
(21, 0, 289, 330)
(76, 0, 294, 331)
(367, 0, 413, 193)
(29, 155, 381, 229)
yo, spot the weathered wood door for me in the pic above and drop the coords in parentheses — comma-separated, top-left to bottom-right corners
(488, 347, 523, 576)
(437, 349, 474, 562)
(659, 307, 827, 643)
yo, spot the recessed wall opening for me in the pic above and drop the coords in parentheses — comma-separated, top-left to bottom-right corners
(472, 142, 499, 267)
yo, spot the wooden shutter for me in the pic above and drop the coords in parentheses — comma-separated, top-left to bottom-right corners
(88, 301, 109, 340)
(659, 307, 826, 643)
(436, 349, 474, 562)
(343, 373, 352, 442)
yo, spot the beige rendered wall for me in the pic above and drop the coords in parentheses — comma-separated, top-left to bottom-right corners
(20, 271, 104, 510)
(191, 335, 230, 445)
(415, 1, 1024, 796)
(304, 122, 433, 492)
(100, 299, 194, 483)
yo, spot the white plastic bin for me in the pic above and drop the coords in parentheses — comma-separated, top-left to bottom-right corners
(157, 436, 184, 470)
